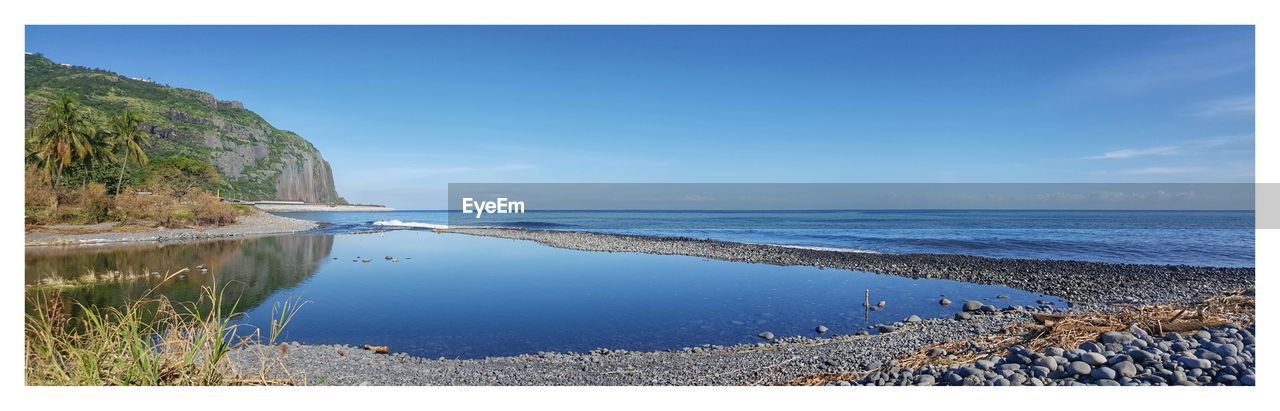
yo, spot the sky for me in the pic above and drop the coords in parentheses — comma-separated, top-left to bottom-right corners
(25, 26, 1255, 209)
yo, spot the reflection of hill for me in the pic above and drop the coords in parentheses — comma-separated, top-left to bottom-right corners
(26, 235, 334, 316)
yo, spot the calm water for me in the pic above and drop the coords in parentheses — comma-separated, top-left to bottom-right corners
(288, 210, 1255, 267)
(26, 231, 1063, 359)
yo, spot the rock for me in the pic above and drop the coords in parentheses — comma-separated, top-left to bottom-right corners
(877, 300, 886, 308)
(1069, 361, 1092, 376)
(1081, 352, 1108, 366)
(927, 348, 947, 357)
(1033, 356, 1058, 372)
(1091, 367, 1117, 380)
(939, 298, 952, 306)
(904, 315, 922, 323)
(913, 374, 935, 386)
(815, 325, 828, 334)
(996, 294, 1008, 299)
(757, 331, 775, 341)
(954, 312, 972, 320)
(1111, 361, 1138, 379)
(1101, 331, 1137, 345)
(1178, 357, 1211, 369)
(962, 300, 983, 312)
(876, 324, 897, 333)
(1213, 343, 1239, 358)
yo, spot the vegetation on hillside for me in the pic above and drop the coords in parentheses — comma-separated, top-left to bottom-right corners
(25, 53, 346, 203)
(24, 93, 248, 227)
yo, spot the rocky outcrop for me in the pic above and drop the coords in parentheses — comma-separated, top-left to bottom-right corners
(25, 54, 346, 203)
(276, 148, 340, 203)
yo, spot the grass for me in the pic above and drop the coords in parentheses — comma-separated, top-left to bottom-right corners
(24, 269, 307, 385)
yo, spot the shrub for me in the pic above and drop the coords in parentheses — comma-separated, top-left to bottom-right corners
(113, 189, 175, 227)
(25, 166, 57, 224)
(188, 190, 240, 226)
(146, 157, 225, 201)
(171, 207, 195, 224)
(68, 183, 111, 224)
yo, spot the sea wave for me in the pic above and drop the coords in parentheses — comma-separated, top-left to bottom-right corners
(373, 220, 449, 229)
(762, 243, 881, 254)
(495, 221, 576, 229)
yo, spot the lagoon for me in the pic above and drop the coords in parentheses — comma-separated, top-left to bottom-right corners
(25, 230, 1062, 359)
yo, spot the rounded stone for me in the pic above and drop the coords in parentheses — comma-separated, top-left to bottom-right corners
(1068, 361, 1092, 376)
(1101, 331, 1137, 345)
(1111, 361, 1138, 379)
(1082, 352, 1108, 366)
(1091, 367, 1117, 380)
(1178, 357, 1211, 369)
(1033, 356, 1058, 372)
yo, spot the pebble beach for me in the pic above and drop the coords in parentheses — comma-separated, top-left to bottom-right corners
(229, 227, 1255, 386)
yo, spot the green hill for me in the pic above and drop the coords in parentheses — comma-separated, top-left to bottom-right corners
(24, 53, 345, 203)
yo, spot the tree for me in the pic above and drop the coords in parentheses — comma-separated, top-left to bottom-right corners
(78, 130, 116, 188)
(109, 110, 151, 194)
(25, 95, 98, 190)
(146, 156, 225, 201)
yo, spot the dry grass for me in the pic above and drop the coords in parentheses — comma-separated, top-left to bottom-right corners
(30, 268, 163, 290)
(792, 290, 1255, 386)
(25, 270, 307, 386)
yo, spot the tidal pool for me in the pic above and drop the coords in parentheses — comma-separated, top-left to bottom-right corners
(25, 230, 1063, 359)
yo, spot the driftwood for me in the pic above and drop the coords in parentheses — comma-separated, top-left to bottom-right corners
(361, 345, 389, 354)
(792, 291, 1254, 386)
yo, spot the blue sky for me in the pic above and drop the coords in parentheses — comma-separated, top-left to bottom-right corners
(26, 26, 1254, 209)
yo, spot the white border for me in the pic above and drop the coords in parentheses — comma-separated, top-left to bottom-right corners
(4, 1, 1271, 409)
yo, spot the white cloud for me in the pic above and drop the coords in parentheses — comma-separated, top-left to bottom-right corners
(1087, 146, 1179, 160)
(382, 164, 536, 176)
(1191, 95, 1255, 117)
(1119, 166, 1208, 175)
(1085, 135, 1252, 160)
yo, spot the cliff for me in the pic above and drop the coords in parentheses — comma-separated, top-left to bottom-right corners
(24, 54, 346, 204)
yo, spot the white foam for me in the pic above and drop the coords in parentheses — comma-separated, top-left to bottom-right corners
(763, 243, 881, 254)
(373, 220, 449, 229)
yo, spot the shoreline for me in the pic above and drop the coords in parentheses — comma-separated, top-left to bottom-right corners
(252, 204, 394, 212)
(29, 222, 1256, 385)
(235, 310, 1039, 385)
(442, 227, 1254, 307)
(23, 212, 318, 247)
(233, 293, 1254, 386)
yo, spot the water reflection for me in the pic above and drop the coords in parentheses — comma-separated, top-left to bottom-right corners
(25, 235, 333, 315)
(27, 231, 1064, 359)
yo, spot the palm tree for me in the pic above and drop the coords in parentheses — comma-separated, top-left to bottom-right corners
(25, 95, 98, 190)
(109, 110, 150, 194)
(78, 130, 117, 188)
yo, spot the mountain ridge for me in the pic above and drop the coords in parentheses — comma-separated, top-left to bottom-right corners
(24, 53, 346, 204)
